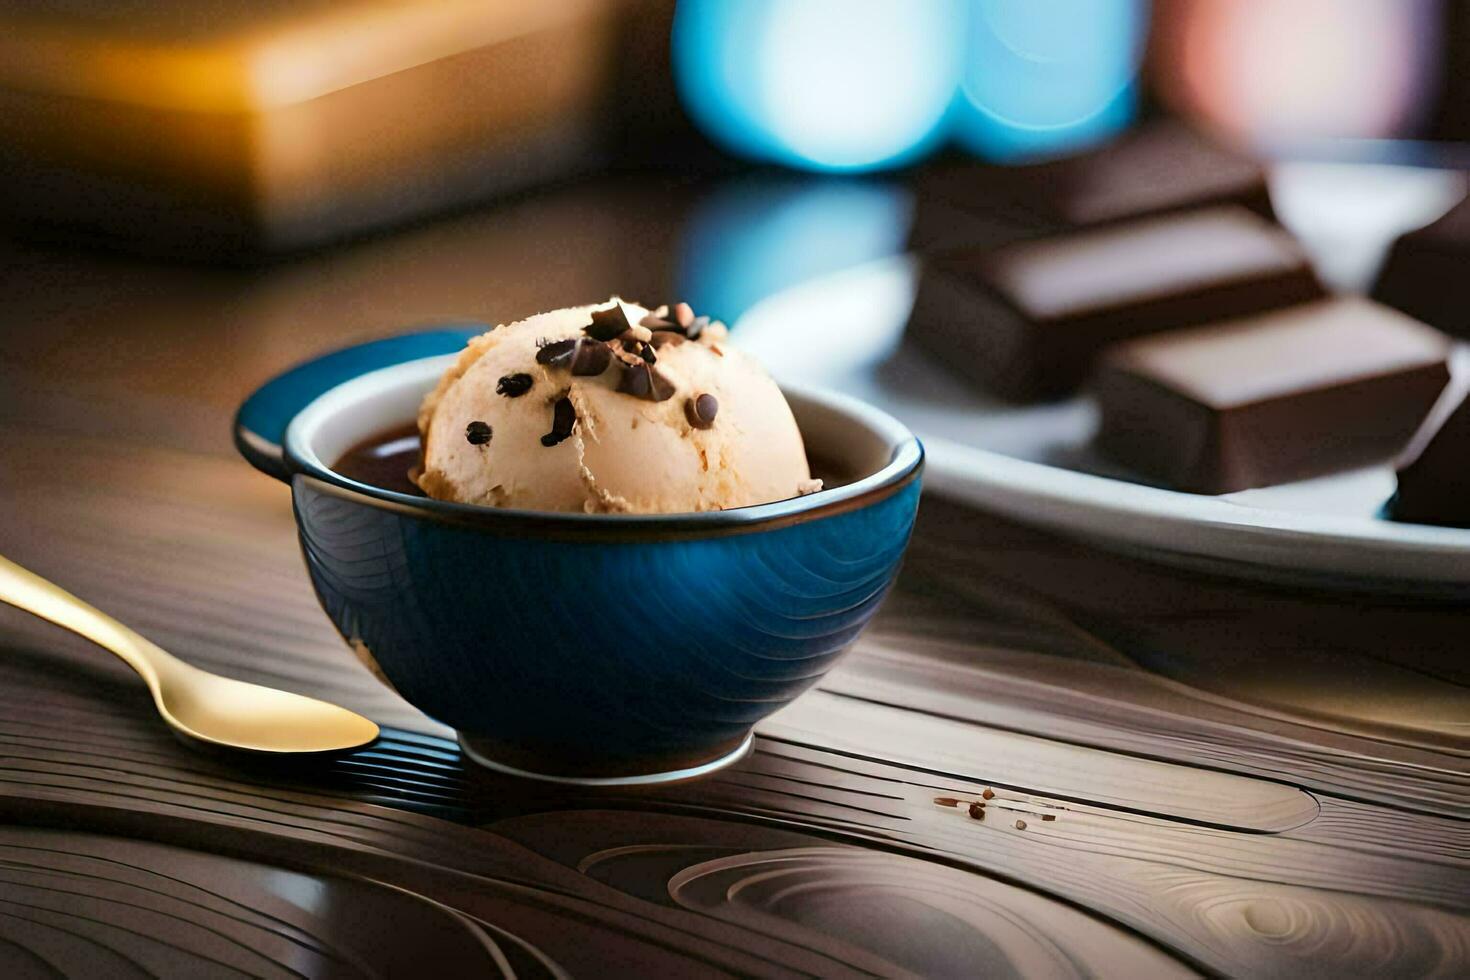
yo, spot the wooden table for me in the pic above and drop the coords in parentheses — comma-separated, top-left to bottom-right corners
(1, 174, 1466, 978)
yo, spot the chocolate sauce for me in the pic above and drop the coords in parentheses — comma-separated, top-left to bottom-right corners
(333, 422, 856, 499)
(334, 422, 425, 496)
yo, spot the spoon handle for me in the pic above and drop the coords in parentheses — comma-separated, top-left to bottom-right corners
(0, 553, 176, 690)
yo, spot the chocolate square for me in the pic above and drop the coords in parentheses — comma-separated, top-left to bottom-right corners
(1392, 378, 1470, 527)
(1373, 194, 1470, 340)
(1093, 298, 1451, 494)
(910, 119, 1274, 253)
(908, 206, 1324, 401)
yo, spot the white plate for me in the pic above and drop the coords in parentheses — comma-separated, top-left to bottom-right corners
(735, 250, 1470, 593)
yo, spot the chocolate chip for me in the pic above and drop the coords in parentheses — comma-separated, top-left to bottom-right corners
(540, 397, 576, 446)
(569, 339, 612, 376)
(496, 373, 533, 397)
(968, 802, 986, 820)
(586, 303, 632, 341)
(535, 338, 577, 366)
(465, 420, 493, 445)
(684, 392, 718, 429)
(617, 361, 676, 401)
(1014, 820, 1027, 830)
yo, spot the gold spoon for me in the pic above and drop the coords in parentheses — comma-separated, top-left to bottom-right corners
(0, 554, 379, 754)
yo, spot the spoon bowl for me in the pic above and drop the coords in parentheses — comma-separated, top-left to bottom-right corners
(155, 660, 382, 754)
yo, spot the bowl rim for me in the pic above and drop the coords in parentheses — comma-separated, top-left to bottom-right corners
(281, 353, 924, 539)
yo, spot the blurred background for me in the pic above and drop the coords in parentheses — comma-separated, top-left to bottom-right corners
(2, 0, 1470, 452)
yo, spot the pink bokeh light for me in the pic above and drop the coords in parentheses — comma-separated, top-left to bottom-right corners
(1153, 0, 1442, 142)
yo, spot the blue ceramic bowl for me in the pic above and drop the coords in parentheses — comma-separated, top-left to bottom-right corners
(235, 327, 922, 784)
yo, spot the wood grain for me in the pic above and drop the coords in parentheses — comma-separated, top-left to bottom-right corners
(0, 173, 1466, 977)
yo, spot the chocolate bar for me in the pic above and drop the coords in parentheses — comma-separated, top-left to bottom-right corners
(910, 119, 1274, 252)
(1093, 298, 1451, 494)
(1392, 378, 1470, 527)
(1373, 194, 1470, 340)
(907, 206, 1324, 401)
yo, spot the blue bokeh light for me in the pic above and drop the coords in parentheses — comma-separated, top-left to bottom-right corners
(672, 0, 963, 173)
(953, 0, 1149, 161)
(676, 177, 911, 325)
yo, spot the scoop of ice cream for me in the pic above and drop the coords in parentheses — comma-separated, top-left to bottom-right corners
(414, 298, 819, 513)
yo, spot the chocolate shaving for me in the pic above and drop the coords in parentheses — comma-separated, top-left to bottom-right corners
(586, 303, 632, 341)
(538, 337, 613, 375)
(496, 373, 533, 397)
(535, 338, 577, 366)
(540, 397, 577, 446)
(569, 339, 612, 376)
(617, 360, 652, 398)
(617, 360, 676, 401)
(684, 393, 718, 429)
(465, 420, 493, 446)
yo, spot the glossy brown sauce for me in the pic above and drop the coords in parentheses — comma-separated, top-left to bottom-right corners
(333, 422, 860, 499)
(335, 422, 424, 496)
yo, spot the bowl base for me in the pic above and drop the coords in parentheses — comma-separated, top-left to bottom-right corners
(456, 732, 754, 786)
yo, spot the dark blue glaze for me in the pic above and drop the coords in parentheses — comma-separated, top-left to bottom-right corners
(295, 474, 918, 775)
(237, 330, 922, 779)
